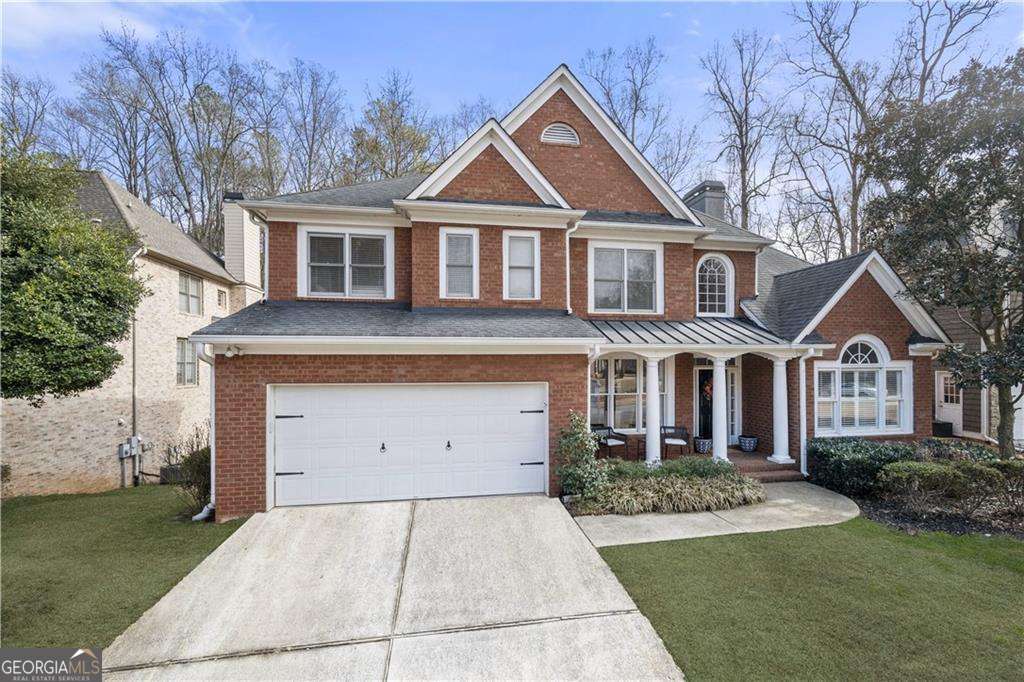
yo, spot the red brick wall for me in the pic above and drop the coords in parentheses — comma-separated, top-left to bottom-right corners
(511, 90, 668, 214)
(694, 249, 757, 313)
(742, 354, 775, 454)
(267, 222, 412, 303)
(214, 353, 588, 520)
(569, 238, 694, 319)
(436, 144, 542, 205)
(675, 353, 694, 434)
(410, 222, 565, 309)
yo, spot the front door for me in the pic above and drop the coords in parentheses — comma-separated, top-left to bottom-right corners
(696, 368, 739, 443)
(935, 371, 963, 435)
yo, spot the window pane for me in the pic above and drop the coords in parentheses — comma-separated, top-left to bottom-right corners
(627, 250, 655, 282)
(886, 370, 901, 398)
(627, 281, 654, 310)
(841, 371, 856, 397)
(179, 273, 188, 296)
(594, 248, 623, 280)
(613, 394, 637, 430)
(858, 398, 877, 427)
(842, 342, 879, 365)
(817, 401, 834, 429)
(590, 394, 608, 427)
(189, 276, 201, 297)
(508, 236, 534, 267)
(590, 360, 608, 393)
(310, 235, 343, 264)
(446, 265, 473, 297)
(446, 234, 473, 266)
(351, 266, 385, 296)
(178, 292, 189, 312)
(508, 267, 534, 298)
(658, 359, 666, 393)
(858, 371, 876, 398)
(885, 401, 901, 427)
(614, 359, 638, 394)
(841, 401, 856, 427)
(310, 265, 344, 293)
(594, 281, 623, 310)
(818, 371, 834, 399)
(351, 236, 385, 265)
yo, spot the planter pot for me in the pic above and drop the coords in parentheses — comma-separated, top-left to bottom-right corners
(738, 435, 759, 453)
(694, 438, 713, 455)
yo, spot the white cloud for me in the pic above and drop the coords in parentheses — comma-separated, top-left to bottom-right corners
(660, 11, 674, 19)
(686, 18, 702, 37)
(1, 1, 161, 51)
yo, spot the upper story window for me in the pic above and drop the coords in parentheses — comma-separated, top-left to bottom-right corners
(540, 122, 580, 146)
(178, 272, 203, 315)
(217, 289, 227, 309)
(696, 253, 734, 317)
(503, 230, 541, 300)
(815, 336, 912, 436)
(589, 241, 663, 314)
(176, 338, 198, 386)
(297, 225, 394, 299)
(440, 227, 479, 299)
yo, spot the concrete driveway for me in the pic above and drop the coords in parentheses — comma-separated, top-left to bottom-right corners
(105, 496, 682, 681)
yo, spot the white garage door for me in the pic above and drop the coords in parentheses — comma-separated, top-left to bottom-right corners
(272, 383, 548, 506)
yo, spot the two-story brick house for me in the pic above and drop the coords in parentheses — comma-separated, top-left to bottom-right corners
(194, 65, 950, 521)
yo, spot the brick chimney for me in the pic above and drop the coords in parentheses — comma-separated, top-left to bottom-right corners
(683, 181, 727, 221)
(222, 192, 263, 306)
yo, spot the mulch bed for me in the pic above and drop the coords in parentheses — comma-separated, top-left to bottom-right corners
(855, 496, 1024, 541)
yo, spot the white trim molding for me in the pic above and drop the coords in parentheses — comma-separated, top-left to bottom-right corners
(406, 119, 570, 209)
(439, 226, 480, 300)
(296, 224, 395, 300)
(502, 229, 542, 301)
(393, 199, 584, 229)
(587, 239, 664, 315)
(695, 252, 736, 318)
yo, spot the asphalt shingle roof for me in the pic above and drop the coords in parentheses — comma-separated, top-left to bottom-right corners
(692, 209, 773, 243)
(77, 172, 235, 283)
(261, 174, 428, 208)
(193, 301, 605, 339)
(582, 210, 697, 227)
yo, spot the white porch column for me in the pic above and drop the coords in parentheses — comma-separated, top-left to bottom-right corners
(768, 359, 795, 464)
(712, 357, 729, 461)
(644, 358, 661, 466)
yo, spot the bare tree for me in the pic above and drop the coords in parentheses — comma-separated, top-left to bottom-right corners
(282, 59, 350, 193)
(701, 30, 786, 233)
(242, 60, 288, 199)
(1, 70, 55, 156)
(581, 37, 702, 190)
(351, 70, 437, 179)
(436, 96, 496, 158)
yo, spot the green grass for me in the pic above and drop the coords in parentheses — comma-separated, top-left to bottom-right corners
(600, 518, 1024, 681)
(1, 485, 243, 648)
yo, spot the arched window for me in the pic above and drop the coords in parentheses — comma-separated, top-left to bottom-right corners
(696, 254, 734, 316)
(540, 122, 580, 146)
(815, 336, 912, 436)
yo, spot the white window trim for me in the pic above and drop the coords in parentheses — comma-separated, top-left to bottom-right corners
(695, 252, 735, 318)
(178, 271, 204, 316)
(296, 224, 395, 299)
(502, 230, 541, 301)
(814, 335, 914, 437)
(176, 337, 199, 387)
(587, 239, 664, 314)
(439, 226, 480, 300)
(587, 353, 675, 434)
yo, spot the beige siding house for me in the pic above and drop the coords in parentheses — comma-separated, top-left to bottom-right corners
(2, 172, 262, 496)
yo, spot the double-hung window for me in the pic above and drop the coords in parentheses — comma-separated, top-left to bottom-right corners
(814, 338, 911, 436)
(590, 242, 661, 313)
(589, 357, 669, 431)
(178, 272, 203, 315)
(503, 230, 540, 300)
(440, 227, 479, 299)
(176, 338, 198, 386)
(300, 227, 393, 298)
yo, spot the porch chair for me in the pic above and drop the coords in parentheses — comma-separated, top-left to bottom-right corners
(660, 425, 691, 458)
(591, 426, 628, 459)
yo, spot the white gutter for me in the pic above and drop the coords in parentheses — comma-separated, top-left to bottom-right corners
(565, 221, 580, 313)
(190, 334, 602, 346)
(798, 347, 817, 476)
(245, 209, 271, 302)
(192, 341, 216, 521)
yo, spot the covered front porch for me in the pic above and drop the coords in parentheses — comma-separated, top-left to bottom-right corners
(587, 317, 810, 475)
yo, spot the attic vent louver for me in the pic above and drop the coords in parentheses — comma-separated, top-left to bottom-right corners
(540, 122, 580, 146)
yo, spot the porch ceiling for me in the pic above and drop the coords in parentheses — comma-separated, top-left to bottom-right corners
(588, 317, 788, 347)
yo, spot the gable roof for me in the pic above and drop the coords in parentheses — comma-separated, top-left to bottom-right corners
(742, 249, 950, 344)
(406, 119, 570, 208)
(77, 172, 235, 283)
(259, 174, 428, 208)
(501, 64, 704, 225)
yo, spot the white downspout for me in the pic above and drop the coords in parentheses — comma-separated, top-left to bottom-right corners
(798, 348, 816, 476)
(565, 222, 579, 314)
(245, 209, 270, 302)
(192, 341, 216, 521)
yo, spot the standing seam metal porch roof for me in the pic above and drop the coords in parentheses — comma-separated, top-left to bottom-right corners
(589, 317, 789, 346)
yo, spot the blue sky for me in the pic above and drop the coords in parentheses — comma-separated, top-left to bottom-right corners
(5, 1, 1022, 120)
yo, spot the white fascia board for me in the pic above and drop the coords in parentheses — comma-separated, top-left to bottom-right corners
(694, 236, 774, 252)
(738, 300, 769, 331)
(240, 202, 412, 227)
(909, 342, 947, 356)
(792, 251, 952, 345)
(576, 219, 713, 234)
(572, 226, 705, 244)
(406, 119, 569, 208)
(501, 65, 703, 226)
(394, 199, 584, 229)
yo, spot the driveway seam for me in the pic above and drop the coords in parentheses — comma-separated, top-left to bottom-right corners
(382, 500, 417, 681)
(102, 609, 639, 674)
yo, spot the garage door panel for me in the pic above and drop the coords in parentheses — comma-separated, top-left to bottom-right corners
(273, 384, 547, 506)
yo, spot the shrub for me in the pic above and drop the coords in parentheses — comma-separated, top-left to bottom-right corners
(990, 459, 1024, 518)
(556, 411, 606, 499)
(165, 422, 212, 515)
(950, 461, 1004, 517)
(878, 461, 966, 512)
(918, 438, 1000, 463)
(809, 438, 918, 496)
(591, 475, 766, 515)
(603, 457, 737, 482)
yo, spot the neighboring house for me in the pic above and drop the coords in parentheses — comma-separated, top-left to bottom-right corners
(932, 307, 1024, 449)
(194, 65, 950, 521)
(2, 172, 262, 496)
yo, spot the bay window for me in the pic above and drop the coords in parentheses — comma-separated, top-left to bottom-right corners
(589, 356, 670, 431)
(589, 241, 662, 314)
(298, 225, 394, 298)
(814, 338, 912, 436)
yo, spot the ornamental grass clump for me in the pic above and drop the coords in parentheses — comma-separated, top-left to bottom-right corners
(592, 476, 766, 515)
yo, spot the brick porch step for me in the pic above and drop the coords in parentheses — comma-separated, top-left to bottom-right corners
(747, 468, 806, 483)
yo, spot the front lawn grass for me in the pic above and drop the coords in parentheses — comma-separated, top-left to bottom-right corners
(1, 485, 243, 648)
(601, 517, 1024, 680)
